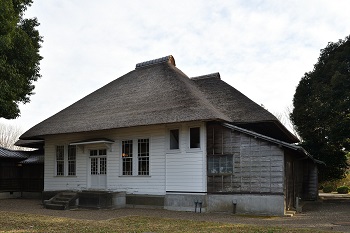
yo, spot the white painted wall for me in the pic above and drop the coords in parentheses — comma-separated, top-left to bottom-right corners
(165, 122, 207, 192)
(43, 122, 207, 195)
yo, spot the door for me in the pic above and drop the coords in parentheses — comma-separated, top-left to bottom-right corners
(89, 149, 107, 189)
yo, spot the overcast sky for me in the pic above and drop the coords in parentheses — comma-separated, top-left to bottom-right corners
(2, 0, 350, 134)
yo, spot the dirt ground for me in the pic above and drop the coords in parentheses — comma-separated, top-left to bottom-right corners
(0, 196, 350, 232)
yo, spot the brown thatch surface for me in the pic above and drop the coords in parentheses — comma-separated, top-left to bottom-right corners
(21, 56, 297, 142)
(191, 72, 276, 123)
(192, 73, 298, 142)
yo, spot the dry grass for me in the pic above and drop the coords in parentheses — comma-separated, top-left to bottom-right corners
(0, 211, 332, 233)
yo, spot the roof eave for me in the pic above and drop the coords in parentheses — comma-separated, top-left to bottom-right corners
(222, 123, 323, 164)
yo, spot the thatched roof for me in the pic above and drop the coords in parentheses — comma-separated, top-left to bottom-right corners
(15, 139, 44, 149)
(192, 73, 275, 122)
(21, 55, 298, 142)
(192, 73, 298, 142)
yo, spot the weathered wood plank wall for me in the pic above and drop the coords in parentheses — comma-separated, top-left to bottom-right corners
(207, 124, 284, 194)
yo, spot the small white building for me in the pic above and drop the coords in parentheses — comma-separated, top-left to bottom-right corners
(20, 56, 321, 215)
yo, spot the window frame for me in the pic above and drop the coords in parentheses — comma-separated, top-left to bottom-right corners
(207, 154, 234, 175)
(168, 128, 180, 152)
(138, 138, 149, 176)
(89, 149, 107, 175)
(56, 145, 65, 176)
(67, 145, 76, 176)
(121, 140, 133, 176)
(120, 138, 151, 176)
(189, 126, 201, 149)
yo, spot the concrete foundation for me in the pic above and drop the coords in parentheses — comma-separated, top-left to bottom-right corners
(78, 191, 126, 209)
(164, 194, 207, 212)
(126, 194, 164, 209)
(42, 191, 126, 209)
(41, 191, 285, 215)
(0, 191, 21, 199)
(208, 194, 285, 216)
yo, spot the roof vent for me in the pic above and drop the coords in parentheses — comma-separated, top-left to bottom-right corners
(135, 55, 176, 69)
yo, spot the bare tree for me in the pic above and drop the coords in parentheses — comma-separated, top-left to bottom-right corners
(274, 106, 301, 141)
(0, 122, 23, 150)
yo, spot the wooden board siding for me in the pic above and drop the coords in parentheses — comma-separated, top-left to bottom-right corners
(284, 154, 295, 210)
(284, 150, 319, 209)
(0, 162, 21, 191)
(302, 162, 318, 200)
(207, 124, 284, 194)
(21, 164, 44, 192)
(43, 122, 206, 195)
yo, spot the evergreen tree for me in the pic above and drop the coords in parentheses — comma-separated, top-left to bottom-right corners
(291, 35, 350, 182)
(0, 0, 43, 119)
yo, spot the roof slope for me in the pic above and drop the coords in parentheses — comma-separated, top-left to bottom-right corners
(192, 73, 299, 143)
(0, 147, 28, 160)
(21, 55, 298, 142)
(192, 73, 276, 122)
(21, 56, 230, 139)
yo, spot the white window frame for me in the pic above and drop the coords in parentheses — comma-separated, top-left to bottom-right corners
(120, 138, 150, 176)
(121, 140, 133, 176)
(167, 128, 181, 153)
(89, 149, 107, 175)
(138, 139, 149, 176)
(68, 145, 77, 176)
(55, 145, 77, 176)
(189, 126, 201, 150)
(55, 145, 65, 176)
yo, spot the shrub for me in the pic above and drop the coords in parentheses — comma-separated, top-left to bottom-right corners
(323, 185, 334, 193)
(337, 186, 349, 194)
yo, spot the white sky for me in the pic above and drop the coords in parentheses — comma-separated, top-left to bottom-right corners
(2, 0, 350, 134)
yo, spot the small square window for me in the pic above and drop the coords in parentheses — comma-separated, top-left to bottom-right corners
(190, 127, 200, 149)
(170, 129, 179, 150)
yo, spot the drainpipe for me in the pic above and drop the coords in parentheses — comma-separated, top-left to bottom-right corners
(296, 197, 302, 213)
(232, 200, 237, 214)
(194, 200, 203, 213)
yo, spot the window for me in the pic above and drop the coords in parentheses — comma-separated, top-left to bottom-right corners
(90, 149, 107, 175)
(208, 155, 233, 175)
(91, 157, 98, 175)
(207, 155, 234, 193)
(100, 157, 107, 175)
(138, 139, 149, 175)
(99, 149, 107, 175)
(68, 145, 76, 176)
(190, 127, 200, 148)
(122, 140, 133, 175)
(121, 138, 150, 176)
(169, 129, 179, 150)
(56, 145, 65, 176)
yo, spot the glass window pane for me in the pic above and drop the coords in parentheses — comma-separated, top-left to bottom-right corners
(190, 127, 200, 148)
(56, 145, 65, 176)
(90, 150, 98, 156)
(99, 149, 106, 155)
(138, 139, 149, 175)
(68, 145, 76, 176)
(100, 157, 107, 175)
(170, 129, 179, 150)
(122, 140, 133, 175)
(91, 158, 98, 175)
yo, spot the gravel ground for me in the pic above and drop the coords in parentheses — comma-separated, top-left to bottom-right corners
(0, 198, 350, 232)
